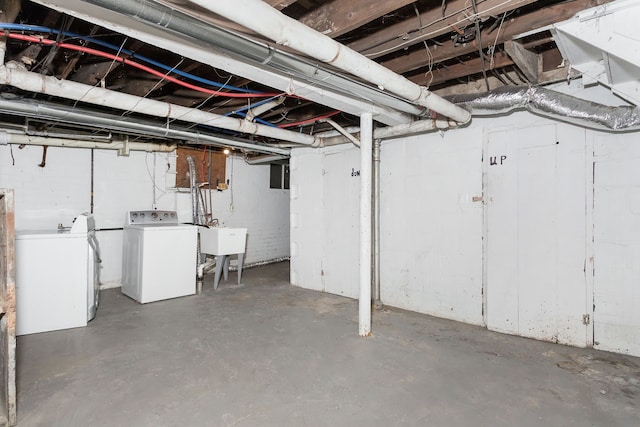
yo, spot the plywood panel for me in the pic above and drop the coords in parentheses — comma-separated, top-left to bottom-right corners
(0, 189, 17, 426)
(175, 147, 226, 189)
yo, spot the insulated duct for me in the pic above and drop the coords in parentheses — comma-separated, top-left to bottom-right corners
(187, 156, 199, 225)
(448, 86, 640, 131)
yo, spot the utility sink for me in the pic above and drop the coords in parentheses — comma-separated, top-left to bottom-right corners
(199, 227, 247, 255)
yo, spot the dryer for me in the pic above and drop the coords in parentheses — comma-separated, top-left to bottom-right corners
(121, 210, 197, 303)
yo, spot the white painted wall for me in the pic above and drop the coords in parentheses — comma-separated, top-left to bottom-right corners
(291, 130, 484, 323)
(290, 148, 324, 292)
(592, 132, 640, 356)
(484, 123, 591, 347)
(0, 145, 289, 287)
(290, 145, 360, 297)
(379, 128, 484, 325)
(290, 82, 640, 356)
(176, 154, 290, 266)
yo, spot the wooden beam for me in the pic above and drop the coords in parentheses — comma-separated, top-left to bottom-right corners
(379, 0, 614, 75)
(408, 51, 514, 86)
(348, 0, 538, 58)
(299, 0, 415, 38)
(266, 0, 298, 10)
(504, 40, 540, 83)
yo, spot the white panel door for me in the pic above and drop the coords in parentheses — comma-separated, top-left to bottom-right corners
(322, 148, 360, 298)
(592, 135, 640, 356)
(485, 125, 589, 346)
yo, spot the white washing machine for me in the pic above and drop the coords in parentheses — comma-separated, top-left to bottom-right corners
(15, 213, 101, 336)
(121, 210, 197, 303)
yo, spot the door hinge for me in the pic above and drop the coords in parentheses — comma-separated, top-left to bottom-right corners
(582, 314, 591, 325)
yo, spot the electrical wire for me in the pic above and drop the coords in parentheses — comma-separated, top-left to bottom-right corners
(470, 0, 491, 91)
(489, 11, 508, 69)
(364, 0, 515, 58)
(5, 33, 281, 98)
(278, 110, 340, 129)
(0, 23, 264, 94)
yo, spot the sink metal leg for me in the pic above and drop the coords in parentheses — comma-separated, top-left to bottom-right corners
(223, 256, 231, 281)
(237, 253, 244, 285)
(213, 255, 226, 290)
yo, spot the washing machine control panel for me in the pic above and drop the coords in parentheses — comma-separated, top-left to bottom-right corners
(127, 210, 178, 225)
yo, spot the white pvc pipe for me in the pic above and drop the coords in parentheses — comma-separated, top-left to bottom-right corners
(195, 0, 471, 124)
(0, 131, 175, 152)
(244, 97, 285, 122)
(0, 64, 318, 146)
(359, 112, 373, 337)
(320, 118, 456, 146)
(0, 98, 290, 155)
(322, 119, 360, 147)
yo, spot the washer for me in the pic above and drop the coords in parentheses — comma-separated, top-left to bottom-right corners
(15, 213, 101, 336)
(121, 210, 197, 303)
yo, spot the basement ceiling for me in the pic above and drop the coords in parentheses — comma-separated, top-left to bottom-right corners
(0, 0, 621, 153)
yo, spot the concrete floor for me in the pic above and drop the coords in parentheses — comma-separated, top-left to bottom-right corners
(16, 262, 640, 426)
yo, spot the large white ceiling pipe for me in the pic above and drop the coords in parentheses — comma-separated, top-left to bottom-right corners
(320, 118, 457, 147)
(0, 131, 176, 152)
(195, 0, 472, 124)
(0, 63, 319, 147)
(0, 98, 291, 155)
(359, 112, 373, 337)
(59, 0, 419, 126)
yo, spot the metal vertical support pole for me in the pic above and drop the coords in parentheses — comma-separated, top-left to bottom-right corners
(359, 112, 373, 337)
(373, 139, 382, 308)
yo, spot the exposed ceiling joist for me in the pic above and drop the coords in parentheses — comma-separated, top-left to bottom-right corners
(380, 0, 612, 75)
(0, 0, 633, 154)
(348, 0, 538, 59)
(504, 40, 540, 83)
(299, 0, 416, 38)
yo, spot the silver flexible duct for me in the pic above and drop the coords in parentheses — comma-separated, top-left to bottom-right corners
(187, 156, 199, 225)
(447, 86, 640, 131)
